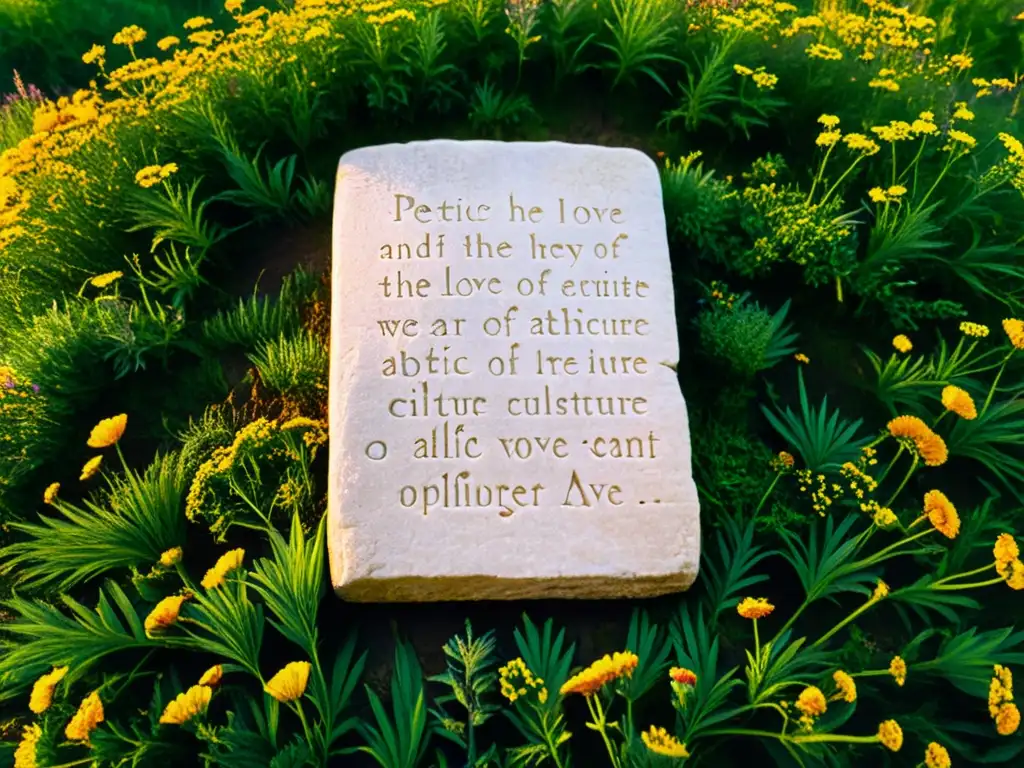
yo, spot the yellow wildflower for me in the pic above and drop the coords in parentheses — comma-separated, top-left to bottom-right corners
(960, 321, 989, 337)
(737, 597, 774, 619)
(888, 415, 930, 441)
(817, 131, 841, 147)
(807, 43, 842, 60)
(924, 489, 960, 539)
(844, 133, 881, 155)
(794, 353, 810, 364)
(950, 54, 973, 70)
(159, 547, 183, 567)
(917, 431, 948, 466)
(43, 482, 59, 505)
(225, 0, 244, 12)
(265, 661, 311, 702)
(869, 187, 888, 203)
(818, 114, 841, 129)
(777, 451, 795, 468)
(145, 594, 188, 635)
(997, 702, 1020, 735)
(878, 719, 903, 751)
(874, 580, 890, 600)
(201, 548, 245, 589)
(641, 726, 689, 758)
(796, 686, 827, 717)
(87, 413, 127, 448)
(112, 25, 147, 47)
(734, 64, 754, 76)
(995, 534, 1020, 565)
(873, 507, 897, 528)
(160, 685, 212, 724)
(889, 656, 906, 686)
(999, 558, 1024, 590)
(831, 671, 857, 703)
(560, 651, 638, 696)
(499, 658, 547, 703)
(670, 667, 697, 686)
(948, 130, 977, 149)
(90, 271, 123, 288)
(924, 742, 951, 768)
(199, 665, 223, 687)
(80, 455, 103, 481)
(941, 385, 977, 420)
(1003, 318, 1024, 350)
(157, 36, 180, 51)
(183, 16, 213, 30)
(887, 185, 907, 197)
(752, 71, 778, 89)
(82, 45, 106, 65)
(14, 723, 41, 768)
(29, 666, 68, 714)
(65, 691, 104, 743)
(892, 334, 912, 353)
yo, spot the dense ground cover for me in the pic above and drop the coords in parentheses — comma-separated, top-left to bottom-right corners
(1, 0, 1023, 765)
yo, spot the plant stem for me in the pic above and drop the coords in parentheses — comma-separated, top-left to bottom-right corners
(981, 351, 1015, 416)
(755, 474, 782, 515)
(878, 443, 903, 484)
(586, 695, 622, 768)
(811, 597, 878, 648)
(931, 576, 1005, 590)
(885, 454, 918, 507)
(931, 563, 994, 586)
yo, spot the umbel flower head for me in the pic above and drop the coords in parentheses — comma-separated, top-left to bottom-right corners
(160, 685, 212, 725)
(87, 414, 127, 448)
(878, 719, 903, 751)
(559, 651, 639, 697)
(265, 661, 311, 702)
(201, 549, 245, 589)
(941, 385, 977, 420)
(737, 597, 774, 619)
(641, 726, 689, 758)
(924, 490, 960, 539)
(29, 666, 68, 714)
(65, 691, 104, 743)
(144, 594, 188, 635)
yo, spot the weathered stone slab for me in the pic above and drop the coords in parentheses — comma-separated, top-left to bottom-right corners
(328, 140, 700, 601)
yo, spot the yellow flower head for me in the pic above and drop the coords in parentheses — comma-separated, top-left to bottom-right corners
(87, 413, 127, 448)
(1003, 318, 1024, 350)
(873, 507, 897, 528)
(112, 25, 147, 47)
(996, 703, 1020, 735)
(887, 185, 907, 197)
(265, 661, 311, 702)
(160, 685, 212, 724)
(874, 580, 890, 600)
(924, 489, 960, 539)
(817, 131, 842, 147)
(889, 656, 907, 687)
(65, 691, 104, 743)
(995, 534, 1020, 565)
(888, 416, 947, 466)
(960, 321, 990, 337)
(90, 271, 123, 288)
(82, 44, 106, 65)
(892, 334, 912, 353)
(641, 726, 689, 758)
(159, 547, 183, 567)
(43, 482, 60, 505)
(832, 670, 857, 703)
(878, 719, 903, 751)
(818, 114, 841, 129)
(796, 686, 827, 717)
(999, 558, 1024, 590)
(737, 597, 774, 620)
(183, 16, 213, 30)
(778, 451, 795, 468)
(201, 548, 245, 589)
(734, 64, 754, 76)
(157, 36, 180, 51)
(80, 455, 103, 481)
(888, 415, 930, 441)
(794, 353, 810, 364)
(916, 432, 948, 466)
(225, 0, 244, 13)
(14, 723, 41, 768)
(199, 665, 223, 687)
(869, 187, 888, 203)
(560, 651, 639, 697)
(941, 385, 977, 420)
(499, 657, 547, 703)
(953, 103, 975, 121)
(924, 742, 951, 768)
(144, 594, 188, 634)
(948, 129, 977, 149)
(29, 666, 68, 714)
(670, 667, 697, 686)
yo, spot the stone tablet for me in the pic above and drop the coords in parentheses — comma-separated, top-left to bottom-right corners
(328, 140, 700, 601)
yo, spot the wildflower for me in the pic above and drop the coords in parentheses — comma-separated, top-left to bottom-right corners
(159, 547, 183, 567)
(80, 455, 103, 481)
(112, 25, 147, 47)
(225, 0, 244, 12)
(265, 661, 311, 702)
(878, 719, 903, 751)
(807, 43, 842, 60)
(889, 656, 906, 686)
(924, 490, 960, 539)
(797, 686, 827, 717)
(144, 594, 188, 634)
(843, 133, 881, 155)
(916, 432, 948, 466)
(199, 665, 223, 687)
(87, 413, 127, 448)
(734, 64, 754, 76)
(752, 71, 778, 89)
(160, 685, 212, 724)
(201, 548, 245, 589)
(90, 271, 123, 288)
(794, 353, 810, 364)
(641, 726, 689, 758)
(960, 321, 989, 337)
(832, 670, 857, 703)
(775, 451, 795, 469)
(887, 415, 946, 466)
(499, 658, 547, 703)
(65, 691, 104, 743)
(1003, 318, 1024, 350)
(995, 534, 1020, 565)
(997, 703, 1020, 735)
(874, 580, 890, 600)
(953, 103, 975, 121)
(869, 187, 888, 203)
(82, 45, 106, 65)
(948, 130, 977, 149)
(43, 482, 59, 505)
(888, 415, 930, 441)
(183, 17, 213, 30)
(817, 131, 842, 147)
(869, 78, 901, 92)
(14, 723, 41, 768)
(737, 597, 774, 619)
(990, 665, 1013, 717)
(893, 335, 912, 353)
(941, 385, 976, 420)
(135, 163, 177, 188)
(670, 667, 697, 686)
(873, 507, 897, 528)
(29, 666, 68, 714)
(560, 652, 638, 696)
(911, 118, 939, 135)
(157, 36, 180, 51)
(999, 558, 1024, 590)
(887, 185, 907, 197)
(818, 114, 841, 129)
(924, 742, 951, 768)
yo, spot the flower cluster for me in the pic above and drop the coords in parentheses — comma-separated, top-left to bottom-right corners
(160, 685, 212, 725)
(201, 548, 245, 589)
(559, 651, 638, 697)
(737, 597, 774, 619)
(135, 163, 178, 188)
(989, 665, 1020, 735)
(499, 657, 548, 704)
(641, 726, 689, 758)
(995, 534, 1024, 591)
(65, 691, 104, 743)
(887, 415, 947, 466)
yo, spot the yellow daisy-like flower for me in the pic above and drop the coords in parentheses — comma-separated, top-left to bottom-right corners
(641, 726, 689, 758)
(65, 691, 104, 743)
(941, 385, 977, 420)
(888, 415, 930, 442)
(560, 652, 639, 697)
(948, 129, 977, 149)
(144, 594, 188, 635)
(201, 549, 245, 589)
(995, 534, 1020, 565)
(953, 104, 975, 121)
(80, 455, 103, 481)
(112, 25, 147, 47)
(159, 547, 183, 567)
(265, 661, 311, 702)
(796, 686, 827, 717)
(157, 36, 180, 51)
(159, 685, 212, 725)
(960, 321, 989, 337)
(14, 723, 41, 768)
(869, 187, 888, 203)
(818, 114, 841, 129)
(29, 666, 68, 714)
(1003, 318, 1024, 350)
(889, 656, 906, 687)
(733, 64, 754, 76)
(916, 432, 948, 466)
(873, 507, 897, 528)
(996, 703, 1020, 735)
(878, 719, 903, 751)
(924, 489, 960, 539)
(198, 665, 223, 687)
(87, 413, 127, 448)
(874, 580, 890, 600)
(794, 353, 810, 364)
(844, 133, 881, 155)
(82, 44, 106, 65)
(183, 16, 213, 30)
(888, 415, 948, 466)
(892, 334, 912, 353)
(816, 131, 842, 147)
(90, 271, 123, 288)
(831, 670, 857, 703)
(924, 742, 951, 768)
(737, 597, 774, 619)
(999, 558, 1024, 590)
(887, 185, 907, 197)
(43, 482, 60, 505)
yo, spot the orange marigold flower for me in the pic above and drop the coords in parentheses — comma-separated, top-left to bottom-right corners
(878, 719, 903, 751)
(560, 652, 639, 697)
(892, 335, 912, 353)
(160, 685, 212, 725)
(941, 385, 977, 420)
(1003, 318, 1024, 350)
(65, 691, 104, 743)
(198, 665, 223, 686)
(87, 413, 127, 448)
(670, 667, 697, 686)
(796, 686, 827, 717)
(737, 597, 774, 619)
(831, 670, 857, 703)
(265, 661, 311, 702)
(80, 455, 103, 481)
(29, 666, 68, 714)
(995, 534, 1019, 565)
(924, 489, 960, 539)
(889, 656, 906, 687)
(924, 742, 951, 768)
(144, 594, 188, 635)
(996, 703, 1020, 735)
(43, 482, 59, 505)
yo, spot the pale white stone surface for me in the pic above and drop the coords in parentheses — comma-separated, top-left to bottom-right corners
(328, 140, 700, 601)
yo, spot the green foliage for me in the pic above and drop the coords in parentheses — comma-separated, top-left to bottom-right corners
(202, 267, 317, 351)
(599, 0, 678, 90)
(127, 244, 210, 310)
(359, 640, 432, 768)
(700, 515, 773, 623)
(660, 152, 740, 260)
(127, 177, 225, 253)
(947, 398, 1024, 500)
(695, 293, 799, 378)
(250, 331, 328, 407)
(468, 80, 536, 137)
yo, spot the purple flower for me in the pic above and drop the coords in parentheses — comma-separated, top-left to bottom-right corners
(2, 378, 14, 389)
(31, 383, 40, 393)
